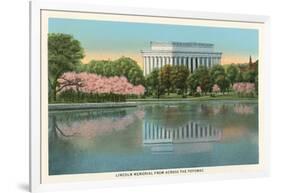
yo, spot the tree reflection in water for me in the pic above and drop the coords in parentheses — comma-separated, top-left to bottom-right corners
(233, 104, 254, 115)
(49, 108, 145, 140)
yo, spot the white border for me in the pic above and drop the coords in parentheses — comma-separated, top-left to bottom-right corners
(30, 0, 270, 192)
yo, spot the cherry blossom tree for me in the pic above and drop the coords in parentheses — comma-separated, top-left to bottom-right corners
(57, 72, 145, 102)
(232, 82, 255, 96)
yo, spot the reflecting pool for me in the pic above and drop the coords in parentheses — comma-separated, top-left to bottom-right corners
(48, 100, 259, 175)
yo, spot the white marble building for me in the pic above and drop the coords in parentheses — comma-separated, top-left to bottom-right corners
(141, 41, 222, 76)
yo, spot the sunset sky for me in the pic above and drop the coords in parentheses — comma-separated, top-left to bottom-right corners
(49, 18, 259, 67)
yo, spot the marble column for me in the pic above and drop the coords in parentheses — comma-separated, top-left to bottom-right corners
(155, 57, 158, 69)
(190, 57, 193, 72)
(188, 57, 191, 71)
(159, 57, 162, 68)
(147, 56, 150, 75)
(183, 57, 187, 67)
(145, 57, 148, 75)
(178, 57, 181, 65)
(144, 56, 148, 76)
(210, 57, 213, 67)
(192, 57, 196, 72)
(162, 57, 165, 66)
(202, 57, 205, 67)
(152, 56, 155, 70)
(149, 56, 153, 73)
(148, 56, 151, 74)
(143, 57, 146, 76)
(198, 57, 202, 66)
(189, 58, 192, 72)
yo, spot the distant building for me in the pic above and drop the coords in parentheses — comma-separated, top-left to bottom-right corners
(238, 56, 258, 72)
(141, 41, 222, 76)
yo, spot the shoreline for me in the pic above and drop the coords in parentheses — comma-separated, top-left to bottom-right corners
(49, 102, 138, 111)
(49, 97, 258, 111)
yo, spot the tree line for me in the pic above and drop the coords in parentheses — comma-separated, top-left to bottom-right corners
(145, 62, 258, 98)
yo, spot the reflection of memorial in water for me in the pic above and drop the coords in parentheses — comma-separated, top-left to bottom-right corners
(143, 121, 222, 154)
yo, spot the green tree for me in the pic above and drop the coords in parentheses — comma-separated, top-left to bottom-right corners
(84, 57, 145, 86)
(48, 33, 84, 101)
(235, 72, 244, 82)
(160, 64, 173, 95)
(171, 65, 190, 96)
(226, 65, 239, 85)
(243, 71, 256, 83)
(210, 65, 230, 94)
(145, 69, 164, 98)
(210, 65, 225, 82)
(215, 75, 230, 94)
(114, 57, 145, 85)
(187, 73, 199, 95)
(188, 66, 211, 95)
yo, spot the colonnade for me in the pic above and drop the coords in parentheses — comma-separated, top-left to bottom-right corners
(143, 56, 221, 76)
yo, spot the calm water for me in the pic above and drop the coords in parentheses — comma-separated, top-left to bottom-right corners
(48, 100, 259, 175)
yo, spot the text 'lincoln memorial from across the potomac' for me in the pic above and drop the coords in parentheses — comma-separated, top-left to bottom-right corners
(141, 41, 222, 76)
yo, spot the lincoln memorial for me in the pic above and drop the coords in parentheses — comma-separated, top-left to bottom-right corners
(141, 41, 222, 76)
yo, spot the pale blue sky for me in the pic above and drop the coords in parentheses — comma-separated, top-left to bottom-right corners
(49, 18, 259, 64)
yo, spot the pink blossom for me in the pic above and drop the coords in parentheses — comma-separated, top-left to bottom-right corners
(196, 86, 202, 93)
(232, 82, 255, 95)
(57, 72, 145, 96)
(212, 84, 221, 93)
